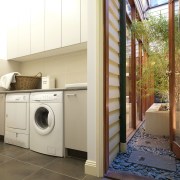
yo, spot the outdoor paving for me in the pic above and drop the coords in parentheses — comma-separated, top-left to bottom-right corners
(128, 151, 176, 172)
(109, 124, 180, 180)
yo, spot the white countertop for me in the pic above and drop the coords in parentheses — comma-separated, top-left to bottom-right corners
(0, 87, 87, 94)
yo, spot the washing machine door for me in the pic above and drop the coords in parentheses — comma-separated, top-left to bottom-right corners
(34, 104, 55, 135)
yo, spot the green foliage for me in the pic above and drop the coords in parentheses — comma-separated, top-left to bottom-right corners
(132, 15, 170, 99)
(175, 16, 180, 102)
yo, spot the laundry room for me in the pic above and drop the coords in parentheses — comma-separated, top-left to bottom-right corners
(0, 0, 99, 179)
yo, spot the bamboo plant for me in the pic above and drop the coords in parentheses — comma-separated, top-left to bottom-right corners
(131, 15, 171, 102)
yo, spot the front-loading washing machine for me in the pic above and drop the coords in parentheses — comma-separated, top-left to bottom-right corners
(30, 91, 63, 157)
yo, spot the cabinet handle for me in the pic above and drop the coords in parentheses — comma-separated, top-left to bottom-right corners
(66, 94, 76, 96)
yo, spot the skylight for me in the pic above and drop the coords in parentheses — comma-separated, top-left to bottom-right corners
(148, 0, 168, 7)
(141, 0, 149, 11)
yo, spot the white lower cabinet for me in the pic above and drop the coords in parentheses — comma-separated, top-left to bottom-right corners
(0, 94, 5, 136)
(65, 90, 87, 152)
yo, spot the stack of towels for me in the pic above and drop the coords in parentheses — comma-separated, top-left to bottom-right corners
(0, 72, 20, 90)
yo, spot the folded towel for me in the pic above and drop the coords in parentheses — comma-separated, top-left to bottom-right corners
(0, 72, 21, 90)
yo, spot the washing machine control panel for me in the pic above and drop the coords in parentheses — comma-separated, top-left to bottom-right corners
(30, 92, 63, 102)
(41, 94, 57, 101)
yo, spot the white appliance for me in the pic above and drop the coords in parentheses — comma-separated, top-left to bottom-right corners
(5, 93, 30, 148)
(41, 76, 55, 89)
(30, 91, 63, 157)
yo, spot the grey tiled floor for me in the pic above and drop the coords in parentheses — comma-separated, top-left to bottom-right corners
(0, 142, 105, 180)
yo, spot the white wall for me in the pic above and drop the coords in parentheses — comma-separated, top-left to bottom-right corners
(85, 0, 104, 177)
(0, 60, 20, 90)
(0, 60, 20, 77)
(20, 50, 87, 88)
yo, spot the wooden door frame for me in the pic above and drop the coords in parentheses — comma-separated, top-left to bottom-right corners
(169, 0, 176, 149)
(103, 0, 109, 172)
(139, 42, 143, 121)
(169, 0, 180, 158)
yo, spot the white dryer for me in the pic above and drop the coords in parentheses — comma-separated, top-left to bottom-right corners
(30, 91, 63, 157)
(5, 93, 30, 148)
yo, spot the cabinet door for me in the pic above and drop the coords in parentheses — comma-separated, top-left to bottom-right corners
(0, 2, 7, 60)
(65, 90, 87, 151)
(0, 94, 5, 135)
(7, 0, 18, 59)
(62, 0, 80, 47)
(18, 0, 31, 57)
(30, 0, 44, 54)
(81, 0, 87, 42)
(45, 0, 61, 51)
(7, 0, 30, 59)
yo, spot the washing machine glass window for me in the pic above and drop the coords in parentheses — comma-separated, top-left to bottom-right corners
(34, 105, 55, 136)
(35, 107, 49, 129)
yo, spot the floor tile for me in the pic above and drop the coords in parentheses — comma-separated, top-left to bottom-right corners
(45, 157, 86, 179)
(25, 168, 77, 180)
(0, 159, 40, 180)
(0, 142, 28, 158)
(16, 150, 57, 167)
(0, 154, 13, 164)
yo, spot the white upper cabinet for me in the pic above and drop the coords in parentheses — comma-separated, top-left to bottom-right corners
(18, 0, 30, 57)
(62, 0, 81, 47)
(7, 0, 30, 59)
(30, 0, 45, 54)
(7, 0, 87, 60)
(81, 0, 87, 43)
(45, 0, 61, 51)
(7, 0, 18, 59)
(0, 1, 7, 60)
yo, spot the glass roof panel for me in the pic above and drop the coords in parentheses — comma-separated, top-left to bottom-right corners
(141, 0, 149, 11)
(126, 0, 132, 20)
(149, 0, 168, 7)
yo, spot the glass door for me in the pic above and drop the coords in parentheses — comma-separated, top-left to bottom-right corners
(169, 0, 180, 158)
(126, 25, 133, 135)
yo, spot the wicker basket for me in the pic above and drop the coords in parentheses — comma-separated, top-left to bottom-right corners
(11, 73, 42, 90)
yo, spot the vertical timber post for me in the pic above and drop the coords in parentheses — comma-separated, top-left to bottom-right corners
(131, 5, 136, 129)
(120, 0, 127, 152)
(103, 0, 109, 172)
(169, 0, 175, 149)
